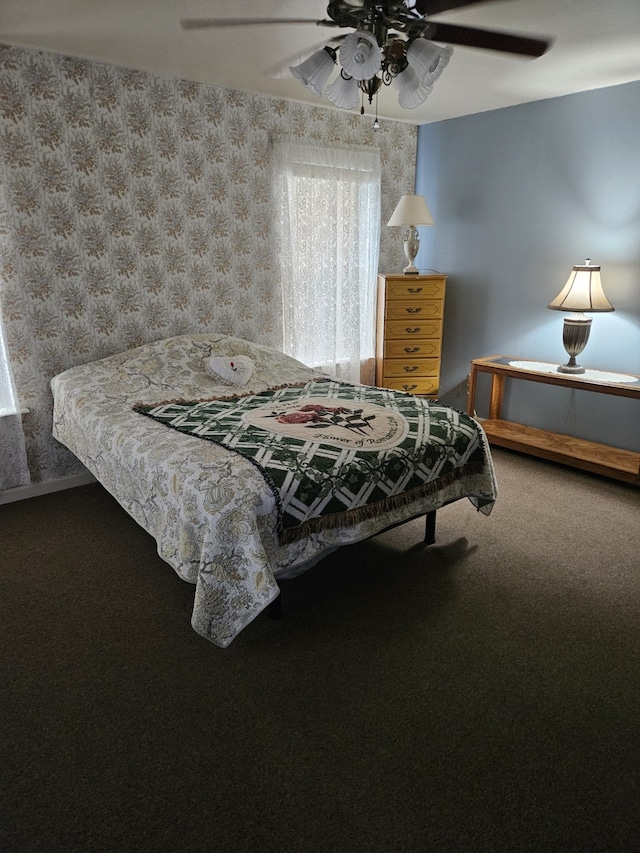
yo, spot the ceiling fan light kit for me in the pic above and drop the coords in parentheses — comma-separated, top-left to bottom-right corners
(289, 45, 337, 97)
(339, 30, 382, 79)
(290, 30, 451, 114)
(181, 2, 550, 124)
(290, 37, 445, 118)
(395, 64, 433, 109)
(407, 37, 453, 84)
(325, 72, 360, 109)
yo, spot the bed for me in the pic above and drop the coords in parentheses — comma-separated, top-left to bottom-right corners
(51, 334, 497, 647)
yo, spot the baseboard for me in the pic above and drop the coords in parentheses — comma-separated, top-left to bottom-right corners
(0, 471, 97, 505)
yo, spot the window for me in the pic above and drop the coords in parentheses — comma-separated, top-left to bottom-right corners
(0, 298, 30, 489)
(275, 139, 381, 384)
(0, 302, 19, 416)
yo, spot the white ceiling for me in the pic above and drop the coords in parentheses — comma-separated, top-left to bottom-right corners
(2, 0, 640, 125)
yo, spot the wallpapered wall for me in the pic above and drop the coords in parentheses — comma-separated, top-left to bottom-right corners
(0, 44, 416, 487)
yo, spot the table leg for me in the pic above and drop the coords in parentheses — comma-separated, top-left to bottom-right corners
(467, 365, 478, 415)
(489, 375, 505, 419)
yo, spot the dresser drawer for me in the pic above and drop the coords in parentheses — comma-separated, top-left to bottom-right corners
(383, 357, 440, 378)
(384, 338, 440, 359)
(387, 279, 445, 300)
(384, 319, 443, 340)
(383, 339, 442, 358)
(384, 300, 443, 321)
(382, 376, 440, 396)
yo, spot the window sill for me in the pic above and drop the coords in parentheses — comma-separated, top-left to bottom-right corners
(0, 408, 30, 417)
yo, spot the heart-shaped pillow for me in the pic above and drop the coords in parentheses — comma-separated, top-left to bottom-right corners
(206, 354, 254, 386)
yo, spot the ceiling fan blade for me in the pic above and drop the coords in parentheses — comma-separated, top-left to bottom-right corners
(180, 18, 321, 31)
(426, 21, 551, 57)
(412, 0, 508, 14)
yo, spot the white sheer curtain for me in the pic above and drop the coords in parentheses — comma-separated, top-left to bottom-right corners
(0, 298, 30, 489)
(275, 138, 381, 384)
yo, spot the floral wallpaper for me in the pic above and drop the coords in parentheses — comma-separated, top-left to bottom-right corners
(0, 44, 416, 487)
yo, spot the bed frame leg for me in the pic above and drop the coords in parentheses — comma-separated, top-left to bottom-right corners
(424, 510, 436, 545)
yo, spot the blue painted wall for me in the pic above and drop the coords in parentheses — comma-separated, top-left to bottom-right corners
(416, 80, 640, 452)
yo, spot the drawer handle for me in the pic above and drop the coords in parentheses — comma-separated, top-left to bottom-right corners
(407, 287, 423, 293)
(405, 307, 422, 314)
(404, 346, 419, 353)
(405, 327, 421, 334)
(404, 365, 419, 372)
(402, 384, 418, 391)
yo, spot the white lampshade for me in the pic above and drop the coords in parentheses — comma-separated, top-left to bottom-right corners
(290, 47, 336, 98)
(325, 72, 360, 109)
(547, 260, 614, 313)
(394, 65, 433, 109)
(387, 193, 434, 227)
(339, 31, 382, 81)
(407, 39, 453, 86)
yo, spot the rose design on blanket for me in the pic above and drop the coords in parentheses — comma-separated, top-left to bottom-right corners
(272, 403, 375, 437)
(243, 396, 407, 450)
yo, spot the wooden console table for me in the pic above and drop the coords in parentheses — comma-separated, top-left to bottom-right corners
(467, 355, 640, 485)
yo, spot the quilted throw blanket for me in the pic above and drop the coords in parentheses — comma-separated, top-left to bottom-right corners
(134, 378, 486, 544)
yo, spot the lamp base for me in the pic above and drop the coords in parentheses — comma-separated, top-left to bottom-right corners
(556, 313, 591, 375)
(402, 226, 420, 276)
(557, 360, 586, 374)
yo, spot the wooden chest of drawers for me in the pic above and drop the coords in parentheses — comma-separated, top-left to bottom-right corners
(375, 273, 446, 398)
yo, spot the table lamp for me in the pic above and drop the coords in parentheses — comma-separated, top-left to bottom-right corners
(387, 193, 434, 274)
(547, 259, 614, 374)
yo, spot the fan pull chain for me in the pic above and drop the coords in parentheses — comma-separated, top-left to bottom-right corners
(360, 91, 380, 131)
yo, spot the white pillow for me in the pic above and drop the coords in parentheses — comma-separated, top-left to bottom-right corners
(206, 354, 254, 386)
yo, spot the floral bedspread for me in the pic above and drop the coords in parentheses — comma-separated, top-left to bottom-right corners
(51, 334, 497, 648)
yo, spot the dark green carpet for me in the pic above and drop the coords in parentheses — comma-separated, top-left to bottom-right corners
(2, 449, 639, 852)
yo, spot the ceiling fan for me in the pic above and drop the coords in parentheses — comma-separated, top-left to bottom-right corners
(180, 1, 551, 115)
